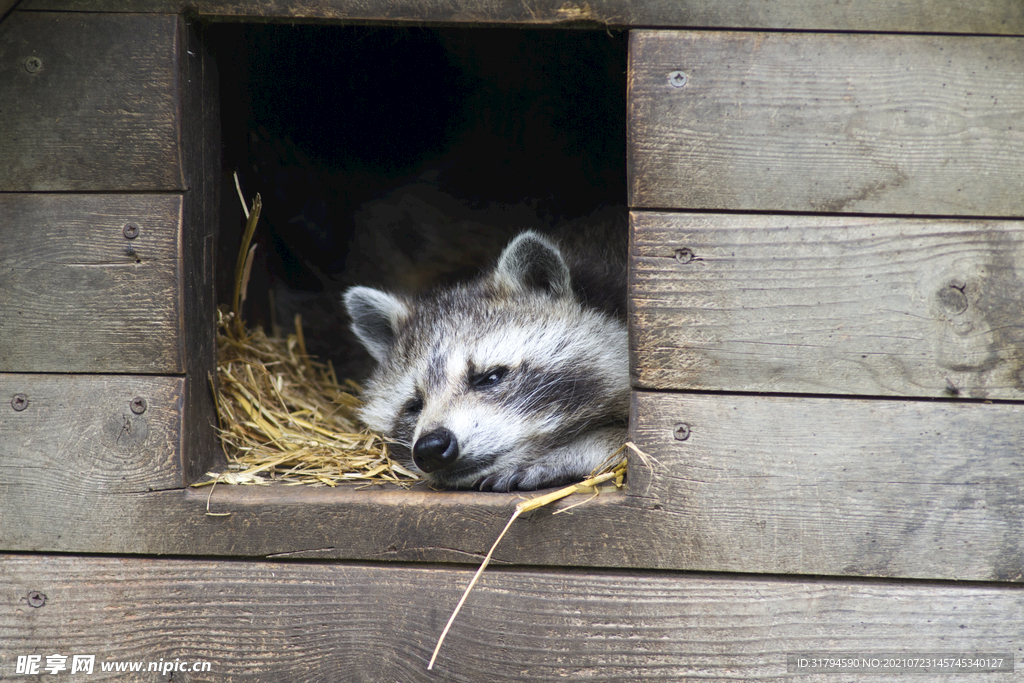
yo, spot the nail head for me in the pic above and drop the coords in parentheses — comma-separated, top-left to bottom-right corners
(674, 247, 694, 265)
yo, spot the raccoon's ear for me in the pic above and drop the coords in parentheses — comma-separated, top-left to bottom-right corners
(493, 231, 571, 299)
(343, 286, 411, 363)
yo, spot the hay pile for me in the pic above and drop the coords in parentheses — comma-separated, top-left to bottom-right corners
(198, 310, 419, 488)
(195, 186, 418, 489)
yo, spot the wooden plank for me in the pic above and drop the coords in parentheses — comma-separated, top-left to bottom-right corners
(629, 391, 1024, 582)
(629, 212, 1024, 398)
(0, 194, 185, 374)
(0, 476, 647, 566)
(16, 0, 1024, 34)
(0, 374, 186, 495)
(178, 15, 220, 485)
(0, 18, 218, 488)
(1, 400, 1021, 583)
(0, 12, 183, 191)
(628, 31, 1024, 216)
(1, 554, 1021, 681)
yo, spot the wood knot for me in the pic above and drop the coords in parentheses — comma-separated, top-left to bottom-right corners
(937, 281, 968, 315)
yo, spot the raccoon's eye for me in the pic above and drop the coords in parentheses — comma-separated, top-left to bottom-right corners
(470, 366, 508, 389)
(404, 396, 424, 415)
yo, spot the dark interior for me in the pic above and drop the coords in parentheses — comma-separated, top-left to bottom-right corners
(210, 23, 628, 378)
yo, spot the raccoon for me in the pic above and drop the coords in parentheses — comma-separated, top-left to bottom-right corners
(343, 222, 629, 491)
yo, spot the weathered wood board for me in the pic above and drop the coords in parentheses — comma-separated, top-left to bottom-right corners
(630, 212, 1024, 398)
(0, 11, 220, 518)
(628, 31, 1024, 216)
(0, 374, 188, 497)
(0, 194, 185, 374)
(17, 0, 1024, 35)
(630, 391, 1024, 582)
(3, 387, 1022, 582)
(0, 476, 644, 565)
(0, 0, 17, 24)
(177, 14, 221, 487)
(1, 554, 1021, 681)
(0, 12, 183, 191)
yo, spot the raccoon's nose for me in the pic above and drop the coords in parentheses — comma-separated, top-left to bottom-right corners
(412, 428, 459, 473)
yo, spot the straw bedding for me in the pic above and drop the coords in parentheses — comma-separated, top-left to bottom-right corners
(197, 310, 419, 488)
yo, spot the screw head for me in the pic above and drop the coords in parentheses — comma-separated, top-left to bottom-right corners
(123, 222, 140, 240)
(673, 423, 691, 441)
(674, 247, 694, 265)
(26, 591, 46, 608)
(11, 393, 28, 411)
(24, 56, 42, 74)
(668, 70, 688, 88)
(130, 397, 147, 415)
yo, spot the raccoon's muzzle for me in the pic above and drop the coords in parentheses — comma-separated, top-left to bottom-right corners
(412, 428, 459, 473)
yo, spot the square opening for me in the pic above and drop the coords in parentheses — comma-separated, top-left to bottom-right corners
(207, 22, 629, 493)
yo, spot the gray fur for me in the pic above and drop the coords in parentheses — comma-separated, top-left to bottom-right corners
(344, 227, 629, 491)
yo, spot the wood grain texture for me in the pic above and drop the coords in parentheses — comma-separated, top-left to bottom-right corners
(1, 554, 1021, 682)
(16, 0, 1024, 34)
(178, 16, 220, 485)
(629, 212, 1024, 398)
(0, 477, 648, 567)
(2, 396, 1021, 584)
(0, 12, 183, 191)
(0, 17, 218, 480)
(0, 0, 19, 24)
(628, 31, 1024, 216)
(0, 374, 186, 498)
(0, 194, 185, 374)
(629, 391, 1024, 582)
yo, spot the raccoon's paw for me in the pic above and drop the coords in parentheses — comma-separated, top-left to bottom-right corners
(474, 428, 628, 492)
(477, 471, 527, 492)
(476, 464, 574, 493)
(476, 473, 520, 492)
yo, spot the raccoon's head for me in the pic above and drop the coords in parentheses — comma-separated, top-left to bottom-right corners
(343, 231, 629, 491)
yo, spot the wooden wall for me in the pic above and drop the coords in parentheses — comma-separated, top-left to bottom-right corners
(625, 27, 1024, 585)
(1, 1, 1023, 680)
(3, 555, 1021, 680)
(0, 12, 220, 487)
